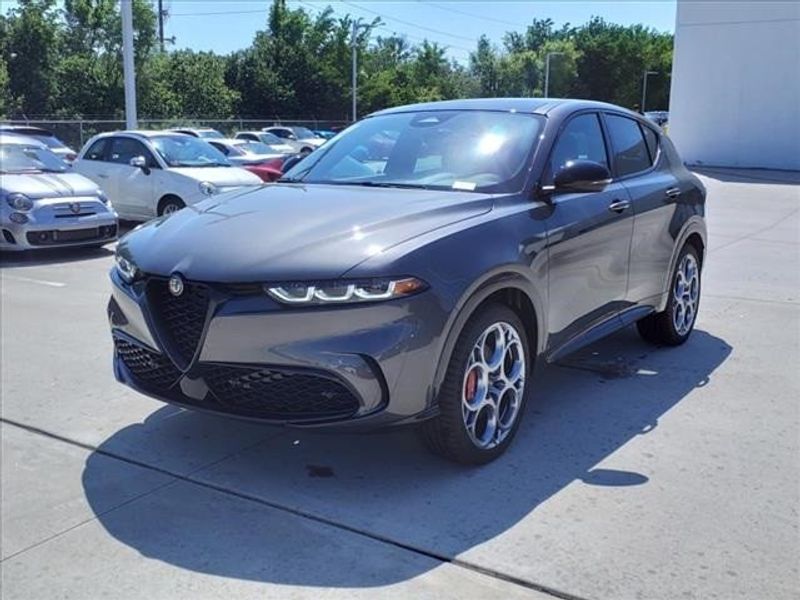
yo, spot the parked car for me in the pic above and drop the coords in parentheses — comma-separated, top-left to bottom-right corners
(207, 138, 288, 182)
(0, 125, 78, 162)
(262, 126, 326, 152)
(169, 127, 225, 140)
(313, 129, 337, 140)
(108, 98, 706, 464)
(1, 133, 117, 250)
(73, 131, 262, 220)
(644, 111, 669, 128)
(233, 131, 297, 154)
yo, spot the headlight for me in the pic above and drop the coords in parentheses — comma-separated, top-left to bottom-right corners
(266, 277, 426, 305)
(6, 193, 33, 211)
(115, 253, 140, 283)
(199, 181, 218, 196)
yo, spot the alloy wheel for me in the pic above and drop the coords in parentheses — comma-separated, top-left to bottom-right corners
(461, 321, 526, 449)
(673, 253, 700, 336)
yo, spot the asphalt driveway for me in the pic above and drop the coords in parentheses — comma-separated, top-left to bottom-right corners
(1, 168, 798, 599)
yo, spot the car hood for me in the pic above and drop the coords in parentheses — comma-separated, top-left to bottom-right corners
(168, 166, 263, 186)
(0, 172, 99, 198)
(122, 183, 493, 281)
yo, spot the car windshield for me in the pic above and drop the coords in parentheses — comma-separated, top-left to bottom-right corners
(198, 130, 224, 139)
(238, 141, 275, 155)
(258, 132, 283, 145)
(290, 126, 316, 139)
(31, 134, 68, 149)
(283, 110, 543, 193)
(151, 135, 230, 167)
(0, 143, 68, 173)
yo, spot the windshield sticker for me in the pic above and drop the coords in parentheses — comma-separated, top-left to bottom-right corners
(452, 181, 476, 191)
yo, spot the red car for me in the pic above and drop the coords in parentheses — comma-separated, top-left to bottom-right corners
(208, 139, 291, 182)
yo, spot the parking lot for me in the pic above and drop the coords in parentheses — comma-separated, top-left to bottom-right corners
(1, 169, 798, 599)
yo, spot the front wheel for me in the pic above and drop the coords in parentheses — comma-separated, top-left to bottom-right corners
(637, 244, 701, 346)
(421, 304, 531, 465)
(158, 196, 185, 217)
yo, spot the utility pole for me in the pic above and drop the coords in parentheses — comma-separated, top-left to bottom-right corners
(121, 0, 137, 129)
(544, 52, 564, 98)
(158, 0, 165, 52)
(641, 70, 658, 113)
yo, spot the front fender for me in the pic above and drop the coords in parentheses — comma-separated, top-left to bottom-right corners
(429, 266, 547, 406)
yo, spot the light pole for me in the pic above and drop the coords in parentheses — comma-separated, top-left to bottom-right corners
(544, 52, 564, 98)
(351, 20, 370, 122)
(121, 0, 137, 129)
(641, 70, 658, 113)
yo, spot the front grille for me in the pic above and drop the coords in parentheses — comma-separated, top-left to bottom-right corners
(202, 364, 360, 420)
(25, 225, 116, 246)
(146, 278, 210, 367)
(115, 337, 182, 393)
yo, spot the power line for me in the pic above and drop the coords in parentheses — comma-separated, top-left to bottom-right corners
(425, 1, 521, 29)
(339, 0, 478, 43)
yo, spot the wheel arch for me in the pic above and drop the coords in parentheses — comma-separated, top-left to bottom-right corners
(157, 194, 185, 216)
(656, 217, 707, 312)
(429, 269, 545, 406)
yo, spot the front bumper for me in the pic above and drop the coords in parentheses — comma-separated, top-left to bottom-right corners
(109, 272, 449, 429)
(1, 199, 118, 250)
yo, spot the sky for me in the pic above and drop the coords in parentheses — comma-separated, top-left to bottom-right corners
(4, 1, 678, 62)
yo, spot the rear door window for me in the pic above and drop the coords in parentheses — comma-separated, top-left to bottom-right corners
(605, 115, 652, 176)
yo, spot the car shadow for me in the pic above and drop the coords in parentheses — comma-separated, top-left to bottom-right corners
(0, 244, 115, 268)
(82, 327, 731, 588)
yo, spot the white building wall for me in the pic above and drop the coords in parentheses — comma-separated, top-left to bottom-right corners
(669, 1, 800, 170)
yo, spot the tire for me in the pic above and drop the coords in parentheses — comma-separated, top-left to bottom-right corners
(158, 196, 185, 217)
(421, 303, 531, 465)
(637, 243, 701, 346)
(299, 147, 312, 155)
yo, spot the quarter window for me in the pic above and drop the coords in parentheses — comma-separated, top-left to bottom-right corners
(641, 125, 659, 163)
(84, 139, 109, 161)
(548, 113, 608, 182)
(606, 115, 652, 176)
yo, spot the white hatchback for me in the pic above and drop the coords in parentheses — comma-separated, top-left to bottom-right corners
(73, 131, 263, 221)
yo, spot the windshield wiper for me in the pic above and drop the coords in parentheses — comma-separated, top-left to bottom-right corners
(276, 176, 303, 183)
(329, 181, 434, 190)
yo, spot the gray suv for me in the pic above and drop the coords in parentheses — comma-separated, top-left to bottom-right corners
(108, 98, 706, 464)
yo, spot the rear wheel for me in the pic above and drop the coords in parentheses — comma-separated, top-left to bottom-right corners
(637, 244, 701, 345)
(158, 196, 185, 217)
(421, 304, 531, 465)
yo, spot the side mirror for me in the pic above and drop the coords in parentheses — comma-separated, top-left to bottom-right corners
(129, 155, 150, 174)
(551, 160, 611, 193)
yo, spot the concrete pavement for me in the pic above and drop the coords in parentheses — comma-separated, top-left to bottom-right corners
(1, 169, 798, 599)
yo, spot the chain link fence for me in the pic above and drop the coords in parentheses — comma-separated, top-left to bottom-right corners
(1, 118, 352, 151)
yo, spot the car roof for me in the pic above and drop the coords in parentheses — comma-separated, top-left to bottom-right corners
(0, 132, 48, 147)
(91, 130, 191, 141)
(0, 125, 56, 137)
(369, 97, 628, 117)
(209, 138, 247, 146)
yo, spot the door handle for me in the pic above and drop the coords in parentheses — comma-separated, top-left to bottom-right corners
(608, 199, 631, 213)
(665, 187, 681, 199)
(97, 173, 109, 179)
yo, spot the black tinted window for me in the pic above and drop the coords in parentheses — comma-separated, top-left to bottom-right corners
(549, 113, 608, 181)
(641, 125, 659, 163)
(606, 115, 651, 176)
(85, 139, 108, 161)
(109, 138, 155, 166)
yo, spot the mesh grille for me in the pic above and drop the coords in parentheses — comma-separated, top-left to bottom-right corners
(115, 337, 182, 393)
(146, 278, 210, 366)
(202, 364, 360, 420)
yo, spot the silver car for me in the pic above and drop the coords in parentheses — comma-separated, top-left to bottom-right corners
(0, 134, 118, 251)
